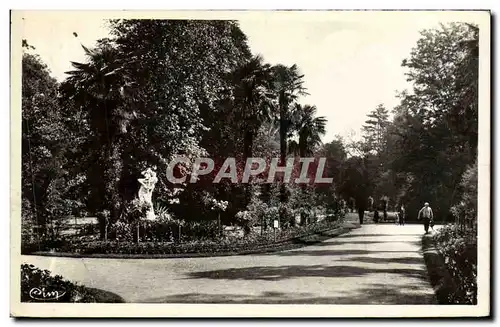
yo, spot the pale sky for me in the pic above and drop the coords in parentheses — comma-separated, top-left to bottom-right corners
(17, 11, 483, 142)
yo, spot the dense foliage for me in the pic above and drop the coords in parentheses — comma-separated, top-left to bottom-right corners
(339, 23, 478, 223)
(22, 19, 335, 244)
(433, 225, 477, 304)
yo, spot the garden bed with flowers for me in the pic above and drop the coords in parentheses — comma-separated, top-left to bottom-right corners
(22, 218, 358, 258)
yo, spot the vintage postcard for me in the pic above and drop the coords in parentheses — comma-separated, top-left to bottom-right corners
(10, 10, 491, 318)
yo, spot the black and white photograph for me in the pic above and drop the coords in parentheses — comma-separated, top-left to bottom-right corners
(9, 10, 490, 318)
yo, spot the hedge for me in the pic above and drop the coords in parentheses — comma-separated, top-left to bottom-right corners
(22, 219, 349, 257)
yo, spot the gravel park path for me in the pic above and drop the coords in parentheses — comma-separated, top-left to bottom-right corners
(22, 221, 438, 304)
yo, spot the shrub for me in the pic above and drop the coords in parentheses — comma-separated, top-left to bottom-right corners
(109, 221, 133, 241)
(434, 224, 477, 304)
(21, 264, 124, 303)
(263, 206, 279, 230)
(122, 199, 149, 225)
(450, 160, 477, 230)
(142, 220, 176, 242)
(183, 220, 219, 240)
(21, 232, 67, 254)
(246, 197, 267, 226)
(279, 205, 296, 228)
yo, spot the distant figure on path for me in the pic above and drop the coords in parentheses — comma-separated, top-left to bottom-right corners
(356, 197, 367, 225)
(357, 204, 365, 225)
(349, 197, 356, 213)
(382, 197, 388, 222)
(373, 210, 379, 223)
(398, 204, 406, 226)
(368, 196, 374, 211)
(417, 202, 434, 233)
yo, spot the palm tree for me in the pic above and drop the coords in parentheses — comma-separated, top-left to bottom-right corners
(229, 55, 276, 204)
(62, 42, 136, 239)
(288, 104, 327, 157)
(272, 64, 308, 162)
(230, 55, 275, 162)
(63, 42, 138, 137)
(271, 64, 308, 223)
(288, 104, 326, 225)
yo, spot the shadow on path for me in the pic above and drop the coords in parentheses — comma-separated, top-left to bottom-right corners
(142, 283, 434, 304)
(268, 249, 417, 256)
(338, 256, 424, 265)
(311, 239, 422, 246)
(186, 264, 429, 281)
(336, 233, 421, 239)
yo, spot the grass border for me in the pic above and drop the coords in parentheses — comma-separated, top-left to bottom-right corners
(26, 222, 360, 259)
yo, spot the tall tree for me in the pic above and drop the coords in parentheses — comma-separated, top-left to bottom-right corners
(272, 64, 307, 220)
(228, 55, 276, 204)
(361, 104, 390, 155)
(272, 64, 307, 162)
(22, 50, 71, 237)
(287, 104, 327, 225)
(62, 20, 253, 237)
(388, 22, 479, 219)
(62, 41, 135, 237)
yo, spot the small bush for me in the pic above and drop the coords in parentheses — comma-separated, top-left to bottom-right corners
(109, 221, 133, 241)
(279, 205, 296, 228)
(434, 224, 477, 304)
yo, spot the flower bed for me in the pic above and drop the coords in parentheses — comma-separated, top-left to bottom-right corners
(21, 264, 125, 303)
(433, 224, 477, 304)
(22, 219, 347, 257)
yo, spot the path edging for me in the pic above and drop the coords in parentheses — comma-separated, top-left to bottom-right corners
(27, 222, 360, 259)
(421, 233, 458, 304)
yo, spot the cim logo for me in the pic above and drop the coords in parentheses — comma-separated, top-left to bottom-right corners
(29, 287, 66, 301)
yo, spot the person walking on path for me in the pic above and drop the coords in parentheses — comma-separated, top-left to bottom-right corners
(382, 198, 388, 222)
(417, 202, 434, 233)
(356, 198, 367, 225)
(398, 204, 406, 226)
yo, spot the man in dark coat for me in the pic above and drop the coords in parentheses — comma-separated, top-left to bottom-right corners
(356, 196, 367, 225)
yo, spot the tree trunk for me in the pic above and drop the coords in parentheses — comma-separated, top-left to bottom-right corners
(136, 223, 140, 243)
(94, 141, 123, 240)
(243, 130, 254, 206)
(279, 92, 288, 224)
(299, 141, 308, 226)
(218, 212, 222, 238)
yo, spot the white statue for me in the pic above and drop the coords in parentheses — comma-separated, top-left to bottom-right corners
(138, 168, 158, 221)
